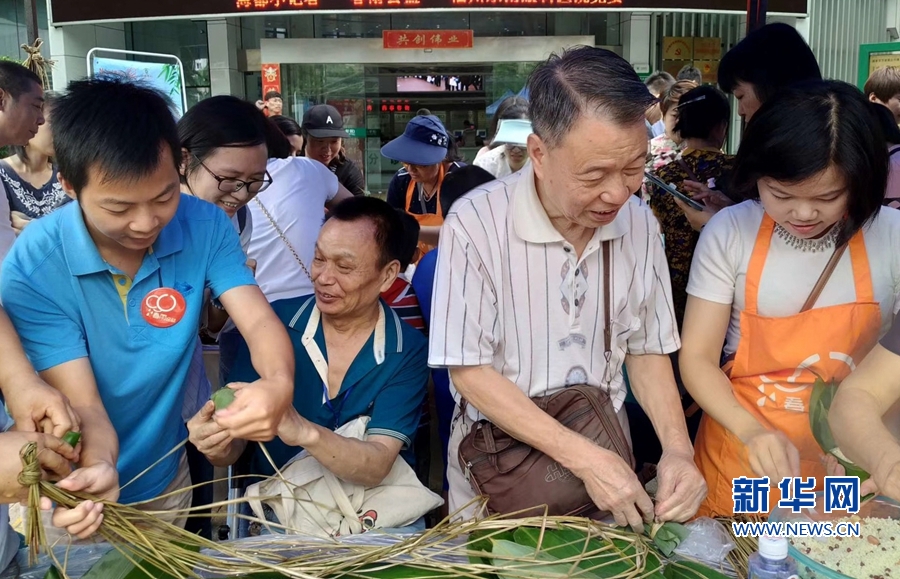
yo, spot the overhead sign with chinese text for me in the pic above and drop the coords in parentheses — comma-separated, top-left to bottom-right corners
(383, 30, 474, 50)
(50, 0, 808, 25)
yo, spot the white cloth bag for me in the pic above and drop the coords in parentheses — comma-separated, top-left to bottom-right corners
(245, 416, 443, 538)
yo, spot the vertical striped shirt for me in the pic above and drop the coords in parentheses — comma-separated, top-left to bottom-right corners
(427, 168, 680, 416)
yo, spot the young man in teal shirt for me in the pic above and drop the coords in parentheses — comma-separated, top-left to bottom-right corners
(0, 78, 295, 517)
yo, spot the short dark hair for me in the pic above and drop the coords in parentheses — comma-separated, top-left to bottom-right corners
(394, 209, 421, 270)
(0, 61, 41, 100)
(718, 23, 821, 103)
(264, 90, 282, 101)
(864, 66, 900, 103)
(440, 165, 496, 214)
(676, 65, 703, 84)
(53, 78, 180, 194)
(732, 80, 886, 244)
(14, 91, 58, 162)
(660, 80, 698, 116)
(328, 196, 405, 268)
(645, 71, 676, 96)
(673, 86, 730, 140)
(416, 108, 432, 116)
(270, 115, 302, 137)
(178, 96, 278, 180)
(528, 46, 657, 147)
(870, 99, 900, 145)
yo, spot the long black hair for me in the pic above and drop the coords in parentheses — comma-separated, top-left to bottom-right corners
(731, 80, 887, 244)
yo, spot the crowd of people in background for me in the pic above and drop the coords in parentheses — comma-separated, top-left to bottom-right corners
(8, 19, 900, 570)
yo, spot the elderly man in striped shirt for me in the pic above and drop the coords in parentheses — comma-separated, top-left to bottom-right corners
(429, 46, 707, 527)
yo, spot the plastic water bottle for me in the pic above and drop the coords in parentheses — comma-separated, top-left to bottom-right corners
(748, 536, 799, 579)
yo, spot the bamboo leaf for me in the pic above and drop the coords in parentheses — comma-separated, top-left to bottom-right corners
(514, 527, 663, 578)
(490, 539, 573, 579)
(644, 522, 690, 557)
(43, 566, 63, 579)
(468, 529, 516, 568)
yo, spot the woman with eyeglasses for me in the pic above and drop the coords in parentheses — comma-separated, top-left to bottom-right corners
(174, 95, 281, 539)
(384, 115, 464, 257)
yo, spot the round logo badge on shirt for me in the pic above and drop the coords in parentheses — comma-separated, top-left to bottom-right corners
(141, 288, 186, 328)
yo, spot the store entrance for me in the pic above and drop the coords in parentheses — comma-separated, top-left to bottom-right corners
(279, 60, 534, 195)
(367, 64, 492, 194)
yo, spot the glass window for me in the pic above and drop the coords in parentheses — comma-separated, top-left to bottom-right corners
(314, 14, 390, 38)
(128, 20, 210, 102)
(389, 12, 470, 30)
(470, 13, 547, 37)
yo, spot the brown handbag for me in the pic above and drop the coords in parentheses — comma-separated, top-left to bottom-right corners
(456, 240, 636, 517)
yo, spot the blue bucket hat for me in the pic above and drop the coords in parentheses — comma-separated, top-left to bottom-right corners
(381, 115, 449, 166)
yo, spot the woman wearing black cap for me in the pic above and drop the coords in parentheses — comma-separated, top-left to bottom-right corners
(383, 115, 463, 256)
(301, 104, 366, 196)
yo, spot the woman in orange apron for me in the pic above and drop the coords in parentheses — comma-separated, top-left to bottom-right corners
(383, 115, 461, 259)
(678, 81, 897, 517)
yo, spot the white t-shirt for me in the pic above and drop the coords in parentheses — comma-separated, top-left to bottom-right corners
(473, 146, 515, 179)
(429, 169, 680, 416)
(247, 157, 339, 303)
(687, 200, 900, 355)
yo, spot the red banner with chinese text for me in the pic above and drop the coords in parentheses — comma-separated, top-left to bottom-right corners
(261, 63, 281, 96)
(383, 30, 474, 50)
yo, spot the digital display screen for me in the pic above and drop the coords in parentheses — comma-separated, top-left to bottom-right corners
(397, 74, 484, 92)
(51, 0, 807, 25)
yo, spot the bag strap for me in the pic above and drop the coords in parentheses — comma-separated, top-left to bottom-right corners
(890, 145, 900, 158)
(800, 241, 849, 313)
(253, 197, 312, 281)
(601, 239, 614, 387)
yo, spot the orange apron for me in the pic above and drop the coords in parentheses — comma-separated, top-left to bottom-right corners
(405, 165, 445, 260)
(694, 215, 881, 517)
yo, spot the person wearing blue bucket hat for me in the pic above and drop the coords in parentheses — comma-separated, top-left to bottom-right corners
(384, 115, 464, 259)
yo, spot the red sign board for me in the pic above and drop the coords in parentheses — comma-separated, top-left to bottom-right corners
(261, 63, 281, 96)
(383, 30, 474, 50)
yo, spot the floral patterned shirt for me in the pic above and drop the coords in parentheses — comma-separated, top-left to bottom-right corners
(647, 149, 734, 328)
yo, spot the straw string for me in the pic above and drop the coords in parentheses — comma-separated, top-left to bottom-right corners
(20, 38, 54, 90)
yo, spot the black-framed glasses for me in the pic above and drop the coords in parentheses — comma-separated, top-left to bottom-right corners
(193, 154, 273, 194)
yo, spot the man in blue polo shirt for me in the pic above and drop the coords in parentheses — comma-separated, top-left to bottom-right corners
(188, 196, 427, 496)
(0, 78, 295, 519)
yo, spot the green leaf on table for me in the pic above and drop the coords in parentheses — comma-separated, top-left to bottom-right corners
(490, 539, 574, 579)
(467, 529, 516, 567)
(80, 543, 200, 579)
(43, 566, 63, 579)
(513, 527, 663, 578)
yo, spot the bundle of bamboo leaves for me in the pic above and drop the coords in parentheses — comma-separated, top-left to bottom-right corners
(19, 442, 735, 579)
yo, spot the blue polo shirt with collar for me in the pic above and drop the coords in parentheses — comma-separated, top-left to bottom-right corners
(229, 294, 429, 477)
(0, 194, 256, 503)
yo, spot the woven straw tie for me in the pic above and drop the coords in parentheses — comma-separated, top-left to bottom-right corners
(21, 38, 55, 90)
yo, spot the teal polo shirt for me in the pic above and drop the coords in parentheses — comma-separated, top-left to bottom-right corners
(0, 194, 256, 503)
(229, 295, 429, 477)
